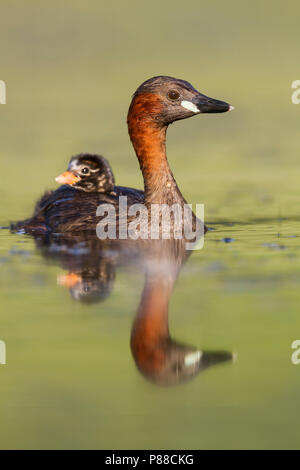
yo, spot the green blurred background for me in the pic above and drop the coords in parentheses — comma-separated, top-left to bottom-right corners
(1, 0, 300, 449)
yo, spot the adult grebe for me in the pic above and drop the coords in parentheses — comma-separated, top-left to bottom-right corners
(12, 76, 232, 234)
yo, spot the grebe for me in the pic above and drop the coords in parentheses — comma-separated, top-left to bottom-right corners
(12, 76, 232, 234)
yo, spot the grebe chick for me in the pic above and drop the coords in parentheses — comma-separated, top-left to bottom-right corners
(56, 153, 116, 194)
(11, 153, 116, 233)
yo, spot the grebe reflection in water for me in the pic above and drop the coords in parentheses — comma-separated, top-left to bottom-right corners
(33, 233, 234, 386)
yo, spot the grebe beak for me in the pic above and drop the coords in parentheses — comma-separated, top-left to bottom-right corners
(55, 171, 81, 185)
(192, 92, 233, 114)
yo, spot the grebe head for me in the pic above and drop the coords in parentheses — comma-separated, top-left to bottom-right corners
(55, 153, 115, 193)
(129, 75, 233, 126)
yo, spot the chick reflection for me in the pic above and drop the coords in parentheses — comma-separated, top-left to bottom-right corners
(57, 263, 114, 303)
(32, 234, 234, 386)
(34, 234, 116, 304)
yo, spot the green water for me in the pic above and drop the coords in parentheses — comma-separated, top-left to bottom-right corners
(1, 0, 300, 450)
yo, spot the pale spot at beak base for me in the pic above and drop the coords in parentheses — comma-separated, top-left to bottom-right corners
(181, 100, 200, 113)
(184, 350, 203, 366)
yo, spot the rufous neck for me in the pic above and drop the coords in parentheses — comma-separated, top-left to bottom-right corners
(130, 275, 172, 374)
(127, 94, 184, 205)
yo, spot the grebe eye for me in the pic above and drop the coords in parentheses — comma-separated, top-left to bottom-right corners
(81, 167, 89, 175)
(167, 90, 180, 101)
